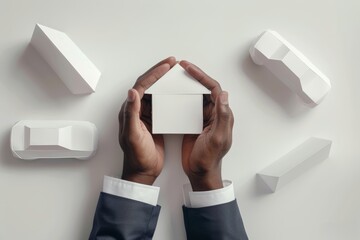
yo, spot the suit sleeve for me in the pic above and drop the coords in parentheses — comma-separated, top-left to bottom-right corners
(89, 192, 161, 240)
(182, 200, 248, 240)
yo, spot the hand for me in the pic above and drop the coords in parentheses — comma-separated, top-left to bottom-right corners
(119, 57, 177, 185)
(180, 60, 234, 191)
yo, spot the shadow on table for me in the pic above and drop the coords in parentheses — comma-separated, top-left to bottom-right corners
(157, 134, 188, 240)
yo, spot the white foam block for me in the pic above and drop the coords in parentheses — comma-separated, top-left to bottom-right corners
(152, 94, 203, 134)
(257, 137, 332, 192)
(145, 64, 210, 134)
(249, 30, 331, 106)
(11, 120, 98, 160)
(30, 24, 101, 94)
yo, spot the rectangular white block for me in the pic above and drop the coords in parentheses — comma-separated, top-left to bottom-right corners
(26, 126, 72, 150)
(257, 137, 332, 192)
(29, 127, 60, 147)
(30, 24, 101, 94)
(152, 94, 203, 134)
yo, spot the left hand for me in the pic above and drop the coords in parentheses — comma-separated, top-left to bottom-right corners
(118, 57, 177, 185)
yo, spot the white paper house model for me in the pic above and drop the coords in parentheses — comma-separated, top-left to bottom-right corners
(249, 30, 331, 107)
(145, 64, 210, 134)
(30, 24, 101, 94)
(11, 120, 98, 160)
(257, 137, 332, 193)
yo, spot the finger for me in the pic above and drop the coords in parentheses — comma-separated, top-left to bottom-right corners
(123, 89, 143, 140)
(179, 60, 222, 102)
(209, 91, 234, 150)
(134, 57, 177, 98)
(133, 63, 171, 98)
(140, 56, 177, 78)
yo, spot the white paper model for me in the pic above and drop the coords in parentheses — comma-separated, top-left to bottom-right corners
(145, 64, 210, 134)
(11, 120, 98, 160)
(30, 24, 101, 94)
(257, 137, 332, 193)
(249, 30, 331, 107)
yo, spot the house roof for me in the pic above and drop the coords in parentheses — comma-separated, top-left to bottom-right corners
(145, 64, 211, 94)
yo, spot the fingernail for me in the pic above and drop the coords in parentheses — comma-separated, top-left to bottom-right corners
(220, 92, 228, 105)
(127, 89, 135, 102)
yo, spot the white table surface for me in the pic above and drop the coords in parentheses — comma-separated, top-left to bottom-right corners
(1, 0, 359, 239)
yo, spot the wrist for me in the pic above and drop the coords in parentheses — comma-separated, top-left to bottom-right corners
(121, 154, 161, 186)
(121, 172, 157, 186)
(188, 173, 223, 191)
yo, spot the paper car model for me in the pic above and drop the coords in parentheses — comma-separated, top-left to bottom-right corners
(249, 30, 331, 106)
(11, 120, 98, 160)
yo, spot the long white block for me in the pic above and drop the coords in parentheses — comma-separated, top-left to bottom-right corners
(30, 24, 101, 94)
(249, 30, 331, 107)
(11, 120, 98, 160)
(257, 137, 332, 192)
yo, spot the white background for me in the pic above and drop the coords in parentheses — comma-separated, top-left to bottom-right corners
(0, 0, 359, 239)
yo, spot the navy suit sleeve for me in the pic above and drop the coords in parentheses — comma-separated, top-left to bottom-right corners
(182, 200, 248, 240)
(89, 192, 161, 240)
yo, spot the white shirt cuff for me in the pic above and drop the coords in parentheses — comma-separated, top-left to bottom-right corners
(183, 180, 235, 208)
(102, 176, 160, 206)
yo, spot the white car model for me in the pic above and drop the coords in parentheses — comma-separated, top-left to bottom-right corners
(249, 30, 331, 106)
(11, 120, 98, 160)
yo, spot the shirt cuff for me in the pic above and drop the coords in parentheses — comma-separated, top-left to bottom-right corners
(182, 180, 235, 208)
(102, 175, 160, 206)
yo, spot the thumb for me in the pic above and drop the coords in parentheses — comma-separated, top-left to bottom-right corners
(210, 91, 233, 148)
(123, 89, 142, 136)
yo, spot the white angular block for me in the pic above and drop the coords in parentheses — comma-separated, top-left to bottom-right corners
(249, 30, 331, 106)
(11, 120, 98, 160)
(145, 64, 210, 134)
(30, 24, 101, 94)
(257, 137, 332, 192)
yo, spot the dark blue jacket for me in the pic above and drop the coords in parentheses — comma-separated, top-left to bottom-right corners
(89, 192, 248, 240)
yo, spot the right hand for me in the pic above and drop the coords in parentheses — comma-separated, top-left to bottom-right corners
(180, 60, 234, 191)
